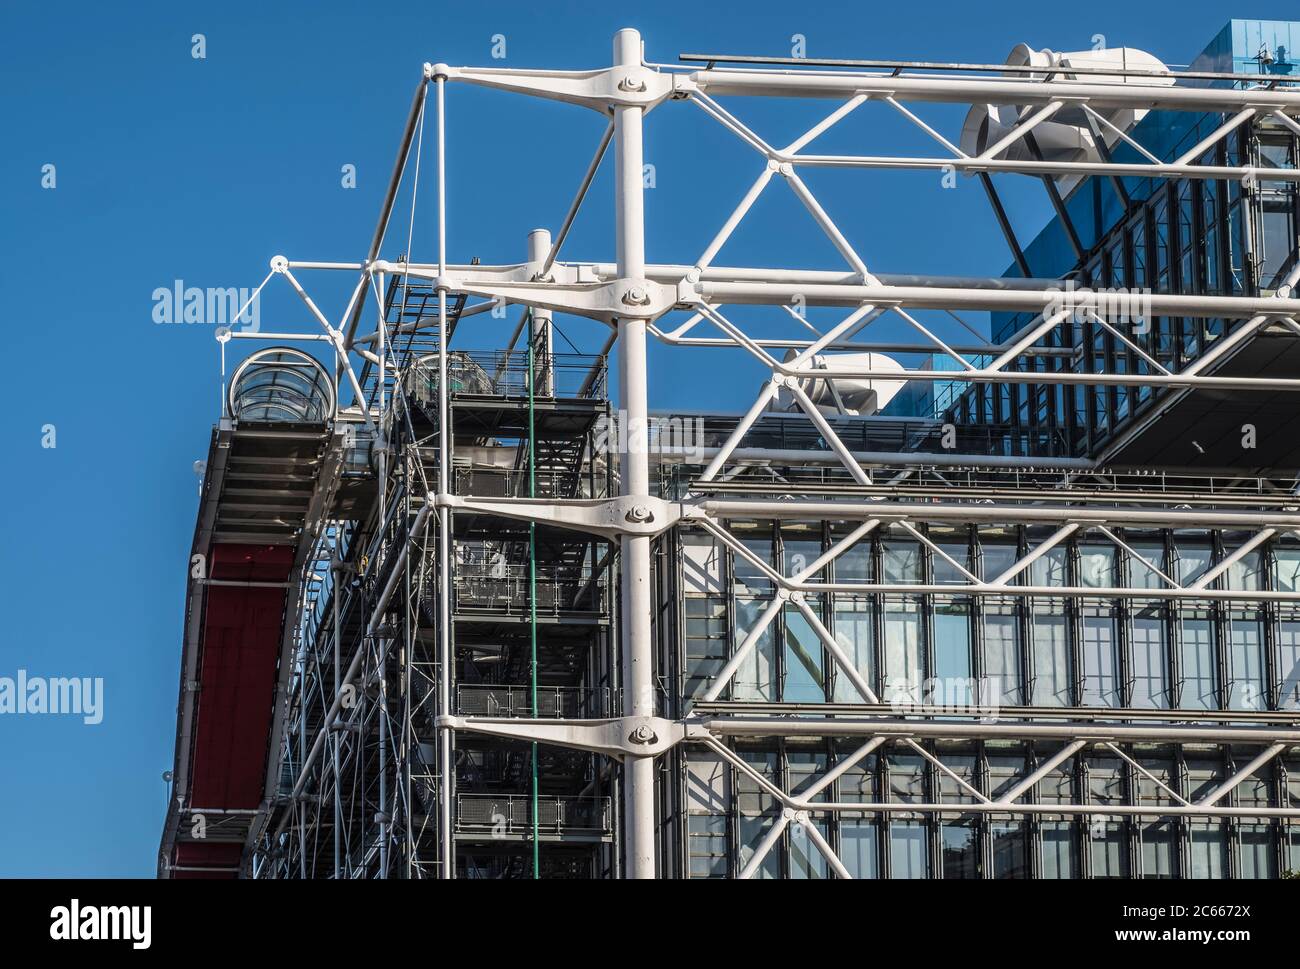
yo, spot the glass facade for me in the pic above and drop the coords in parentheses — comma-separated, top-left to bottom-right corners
(682, 739, 1300, 879)
(671, 21, 1300, 880)
(679, 523, 1300, 713)
(944, 21, 1300, 459)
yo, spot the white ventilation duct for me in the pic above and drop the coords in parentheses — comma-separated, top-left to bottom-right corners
(777, 351, 909, 416)
(960, 44, 1175, 193)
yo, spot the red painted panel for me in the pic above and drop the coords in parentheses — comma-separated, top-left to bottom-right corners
(173, 842, 243, 879)
(175, 544, 294, 877)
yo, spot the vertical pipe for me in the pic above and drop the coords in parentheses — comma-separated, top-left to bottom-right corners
(435, 72, 455, 880)
(332, 554, 342, 879)
(298, 654, 307, 879)
(378, 270, 388, 512)
(379, 641, 388, 878)
(528, 322, 540, 877)
(612, 27, 656, 879)
(404, 494, 414, 878)
(527, 228, 555, 396)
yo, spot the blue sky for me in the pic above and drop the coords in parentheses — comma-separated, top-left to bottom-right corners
(0, 0, 1295, 877)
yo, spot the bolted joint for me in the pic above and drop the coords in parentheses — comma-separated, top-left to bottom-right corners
(625, 504, 654, 524)
(621, 285, 652, 307)
(628, 723, 658, 745)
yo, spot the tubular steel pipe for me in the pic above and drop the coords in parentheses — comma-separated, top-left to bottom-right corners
(280, 500, 434, 809)
(613, 27, 657, 880)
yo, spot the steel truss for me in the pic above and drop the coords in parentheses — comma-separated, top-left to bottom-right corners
(241, 29, 1300, 879)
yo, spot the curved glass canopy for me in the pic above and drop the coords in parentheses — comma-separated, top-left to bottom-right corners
(228, 347, 335, 424)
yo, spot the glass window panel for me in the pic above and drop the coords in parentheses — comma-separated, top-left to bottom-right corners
(782, 604, 826, 703)
(992, 821, 1028, 878)
(941, 820, 979, 879)
(933, 599, 973, 708)
(1227, 611, 1265, 711)
(980, 543, 1018, 583)
(831, 526, 873, 583)
(1226, 548, 1264, 591)
(788, 819, 829, 879)
(1275, 545, 1300, 592)
(1088, 756, 1125, 804)
(1031, 603, 1071, 706)
(1279, 617, 1300, 710)
(1239, 824, 1274, 879)
(681, 532, 725, 595)
(1078, 544, 1115, 588)
(783, 528, 824, 582)
(937, 752, 978, 805)
(1179, 608, 1218, 710)
(1176, 543, 1213, 585)
(835, 750, 876, 804)
(1189, 822, 1229, 878)
(889, 821, 928, 879)
(737, 751, 781, 879)
(1130, 543, 1168, 590)
(733, 597, 778, 701)
(683, 597, 727, 698)
(832, 595, 874, 703)
(1140, 821, 1176, 879)
(733, 525, 774, 594)
(883, 538, 922, 584)
(1081, 604, 1120, 707)
(788, 750, 828, 802)
(883, 598, 923, 704)
(1090, 822, 1129, 878)
(983, 598, 1022, 706)
(1029, 545, 1068, 587)
(986, 752, 1026, 802)
(1041, 822, 1078, 878)
(1130, 604, 1170, 708)
(840, 820, 878, 879)
(888, 752, 927, 803)
(687, 813, 729, 878)
(933, 542, 972, 585)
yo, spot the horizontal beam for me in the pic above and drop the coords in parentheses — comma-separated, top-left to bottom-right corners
(701, 716, 1300, 745)
(686, 69, 1300, 112)
(697, 497, 1300, 529)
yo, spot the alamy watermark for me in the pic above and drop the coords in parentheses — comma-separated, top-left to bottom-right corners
(50, 899, 150, 949)
(1043, 280, 1153, 334)
(887, 675, 1002, 722)
(152, 280, 260, 330)
(0, 670, 104, 725)
(593, 410, 706, 462)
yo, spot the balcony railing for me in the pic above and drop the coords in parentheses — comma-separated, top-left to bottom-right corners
(403, 349, 607, 403)
(452, 562, 608, 616)
(456, 794, 613, 836)
(457, 684, 611, 718)
(454, 467, 610, 500)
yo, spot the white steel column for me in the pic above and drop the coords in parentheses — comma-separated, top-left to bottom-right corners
(613, 27, 656, 879)
(434, 69, 455, 880)
(527, 228, 555, 396)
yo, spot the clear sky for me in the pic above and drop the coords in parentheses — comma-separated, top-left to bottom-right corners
(1, 0, 1295, 877)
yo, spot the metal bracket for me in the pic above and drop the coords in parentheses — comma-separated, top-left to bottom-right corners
(430, 63, 677, 112)
(437, 714, 700, 760)
(449, 275, 676, 325)
(438, 493, 688, 540)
